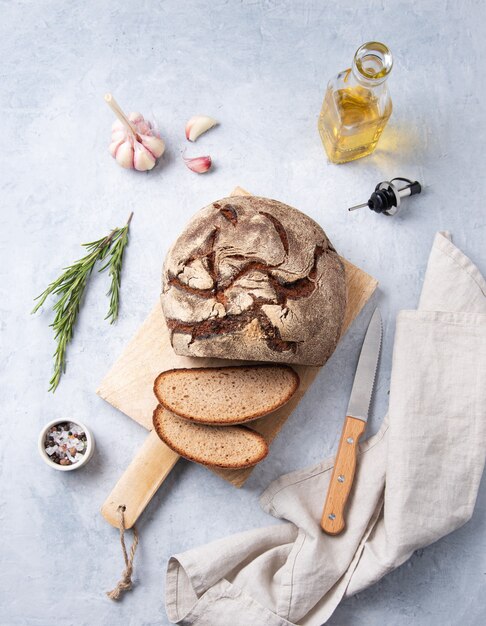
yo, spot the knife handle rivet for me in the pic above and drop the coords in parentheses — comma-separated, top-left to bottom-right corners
(328, 513, 336, 520)
(338, 475, 345, 483)
(346, 437, 354, 444)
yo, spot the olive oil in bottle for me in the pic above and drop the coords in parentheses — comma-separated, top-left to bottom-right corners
(318, 42, 393, 164)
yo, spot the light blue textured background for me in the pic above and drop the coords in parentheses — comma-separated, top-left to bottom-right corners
(1, 1, 485, 624)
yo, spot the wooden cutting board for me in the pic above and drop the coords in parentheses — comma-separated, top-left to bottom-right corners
(98, 187, 378, 528)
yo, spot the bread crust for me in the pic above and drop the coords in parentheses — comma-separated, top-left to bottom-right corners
(161, 196, 346, 366)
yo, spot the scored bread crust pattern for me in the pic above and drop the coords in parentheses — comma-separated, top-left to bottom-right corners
(160, 196, 346, 366)
(153, 365, 300, 425)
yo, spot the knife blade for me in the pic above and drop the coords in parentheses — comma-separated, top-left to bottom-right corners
(321, 308, 382, 535)
(347, 308, 382, 422)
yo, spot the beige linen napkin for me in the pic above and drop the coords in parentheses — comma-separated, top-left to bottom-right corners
(165, 232, 486, 626)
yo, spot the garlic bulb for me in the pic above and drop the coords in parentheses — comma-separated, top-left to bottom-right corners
(105, 94, 165, 171)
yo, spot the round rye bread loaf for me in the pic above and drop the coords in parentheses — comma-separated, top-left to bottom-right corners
(161, 196, 347, 366)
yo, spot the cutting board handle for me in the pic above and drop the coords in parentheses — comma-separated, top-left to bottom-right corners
(101, 430, 180, 529)
(320, 416, 365, 535)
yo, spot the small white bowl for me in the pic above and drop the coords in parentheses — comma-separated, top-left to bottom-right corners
(38, 419, 95, 471)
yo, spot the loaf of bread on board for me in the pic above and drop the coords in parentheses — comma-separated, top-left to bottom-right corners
(161, 196, 346, 366)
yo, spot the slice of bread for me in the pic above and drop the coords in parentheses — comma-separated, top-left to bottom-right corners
(153, 364, 299, 425)
(153, 405, 268, 469)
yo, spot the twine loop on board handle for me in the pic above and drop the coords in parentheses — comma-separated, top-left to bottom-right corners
(106, 505, 139, 600)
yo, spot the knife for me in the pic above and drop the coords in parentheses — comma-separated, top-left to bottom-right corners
(321, 308, 382, 535)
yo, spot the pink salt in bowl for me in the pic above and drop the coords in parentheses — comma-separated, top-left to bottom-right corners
(38, 418, 95, 471)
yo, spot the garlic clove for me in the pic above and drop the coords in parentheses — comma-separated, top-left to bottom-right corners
(115, 140, 135, 169)
(140, 134, 166, 159)
(109, 138, 125, 158)
(133, 142, 156, 171)
(185, 116, 218, 142)
(112, 119, 128, 133)
(183, 154, 212, 173)
(131, 114, 152, 135)
(111, 129, 126, 143)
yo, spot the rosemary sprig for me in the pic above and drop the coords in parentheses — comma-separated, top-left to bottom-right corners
(101, 212, 133, 324)
(32, 213, 133, 392)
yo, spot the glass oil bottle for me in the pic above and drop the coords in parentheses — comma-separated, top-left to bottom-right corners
(318, 42, 393, 164)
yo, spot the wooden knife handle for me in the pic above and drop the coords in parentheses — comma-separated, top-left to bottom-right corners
(101, 429, 180, 529)
(321, 416, 366, 535)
